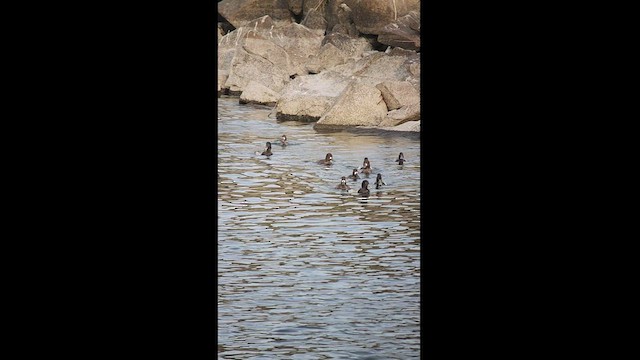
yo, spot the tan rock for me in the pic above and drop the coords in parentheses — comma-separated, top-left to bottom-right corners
(378, 102, 421, 127)
(275, 71, 351, 122)
(218, 0, 294, 29)
(314, 80, 388, 129)
(239, 81, 280, 106)
(225, 48, 290, 94)
(375, 81, 420, 110)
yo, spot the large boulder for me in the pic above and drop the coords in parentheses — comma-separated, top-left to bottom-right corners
(239, 81, 280, 107)
(377, 10, 420, 51)
(375, 80, 420, 110)
(218, 16, 279, 76)
(224, 47, 290, 95)
(269, 23, 325, 76)
(351, 0, 420, 35)
(324, 0, 359, 36)
(313, 80, 388, 129)
(275, 71, 351, 122)
(305, 43, 346, 74)
(217, 0, 294, 29)
(300, 8, 327, 34)
(378, 102, 421, 127)
(287, 0, 303, 15)
(322, 32, 372, 58)
(381, 120, 420, 132)
(242, 36, 292, 75)
(218, 71, 229, 97)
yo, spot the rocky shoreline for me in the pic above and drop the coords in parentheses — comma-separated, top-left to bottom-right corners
(218, 0, 420, 132)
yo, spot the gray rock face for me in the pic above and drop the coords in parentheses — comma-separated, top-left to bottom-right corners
(377, 10, 420, 51)
(375, 81, 420, 110)
(240, 81, 281, 106)
(314, 80, 388, 129)
(218, 0, 294, 29)
(351, 0, 420, 35)
(275, 71, 351, 122)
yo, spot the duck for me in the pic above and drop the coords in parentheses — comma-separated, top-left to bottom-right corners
(360, 157, 372, 175)
(261, 141, 272, 156)
(336, 176, 350, 190)
(318, 153, 333, 165)
(348, 168, 360, 180)
(279, 134, 288, 146)
(375, 173, 386, 189)
(358, 180, 370, 196)
(396, 152, 406, 165)
(361, 157, 371, 169)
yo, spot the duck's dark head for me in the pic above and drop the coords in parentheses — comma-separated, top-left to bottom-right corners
(281, 135, 287, 143)
(361, 180, 369, 189)
(376, 173, 383, 182)
(352, 168, 358, 176)
(341, 176, 347, 185)
(266, 141, 272, 149)
(398, 152, 404, 159)
(326, 153, 333, 162)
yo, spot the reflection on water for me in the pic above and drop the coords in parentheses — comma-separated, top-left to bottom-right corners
(218, 96, 420, 359)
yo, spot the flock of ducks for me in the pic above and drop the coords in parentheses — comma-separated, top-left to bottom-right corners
(257, 134, 407, 197)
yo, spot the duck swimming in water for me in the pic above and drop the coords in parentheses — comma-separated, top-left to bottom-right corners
(375, 173, 386, 189)
(396, 152, 406, 165)
(361, 157, 371, 169)
(261, 141, 272, 156)
(318, 153, 333, 165)
(358, 180, 370, 196)
(348, 168, 360, 180)
(336, 176, 350, 190)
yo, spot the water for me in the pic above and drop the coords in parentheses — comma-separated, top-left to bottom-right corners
(218, 96, 421, 359)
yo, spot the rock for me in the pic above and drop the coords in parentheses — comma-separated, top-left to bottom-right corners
(375, 81, 420, 110)
(301, 8, 327, 34)
(378, 102, 420, 127)
(351, 0, 420, 35)
(287, 0, 303, 15)
(225, 47, 290, 95)
(218, 0, 294, 29)
(239, 81, 280, 106)
(383, 120, 420, 132)
(352, 52, 415, 84)
(377, 10, 420, 51)
(305, 43, 348, 74)
(218, 16, 278, 75)
(242, 36, 292, 75)
(218, 71, 229, 97)
(269, 23, 325, 76)
(275, 71, 351, 122)
(314, 80, 388, 129)
(322, 32, 372, 58)
(324, 0, 359, 36)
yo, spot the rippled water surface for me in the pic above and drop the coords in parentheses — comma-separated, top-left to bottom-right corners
(218, 96, 421, 359)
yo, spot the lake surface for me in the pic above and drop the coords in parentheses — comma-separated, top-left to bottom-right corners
(217, 96, 421, 359)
